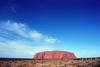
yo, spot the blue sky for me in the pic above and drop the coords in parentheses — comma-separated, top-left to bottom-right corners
(0, 0, 100, 58)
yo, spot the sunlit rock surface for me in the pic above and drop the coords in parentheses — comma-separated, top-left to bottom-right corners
(34, 50, 76, 59)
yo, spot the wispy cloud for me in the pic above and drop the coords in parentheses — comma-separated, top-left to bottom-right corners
(44, 36, 57, 44)
(1, 21, 30, 38)
(0, 21, 58, 58)
(0, 40, 54, 58)
(29, 31, 43, 41)
(75, 50, 100, 58)
(1, 21, 58, 42)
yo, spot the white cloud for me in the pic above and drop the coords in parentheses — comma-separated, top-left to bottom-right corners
(0, 21, 59, 58)
(1, 21, 58, 43)
(1, 21, 30, 37)
(73, 50, 100, 58)
(0, 40, 34, 55)
(30, 31, 43, 41)
(0, 40, 55, 58)
(44, 36, 57, 44)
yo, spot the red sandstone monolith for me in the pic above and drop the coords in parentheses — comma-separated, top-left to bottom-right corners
(34, 50, 76, 59)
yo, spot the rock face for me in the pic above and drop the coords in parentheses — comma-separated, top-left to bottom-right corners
(34, 50, 76, 59)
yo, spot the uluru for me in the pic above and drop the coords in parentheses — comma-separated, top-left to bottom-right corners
(34, 50, 76, 59)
